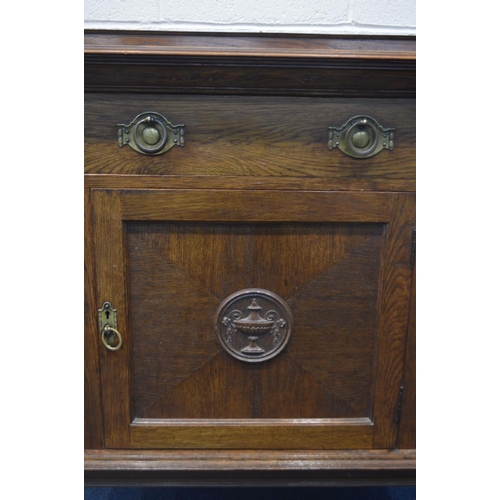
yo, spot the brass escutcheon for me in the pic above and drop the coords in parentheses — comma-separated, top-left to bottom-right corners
(98, 301, 123, 351)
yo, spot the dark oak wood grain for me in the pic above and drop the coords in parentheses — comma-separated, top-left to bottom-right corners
(119, 190, 393, 222)
(84, 32, 415, 98)
(85, 449, 415, 486)
(84, 31, 415, 483)
(84, 32, 416, 60)
(85, 448, 415, 486)
(85, 174, 415, 193)
(127, 222, 382, 420)
(398, 263, 416, 448)
(85, 95, 415, 183)
(372, 194, 415, 448)
(84, 189, 103, 449)
(90, 188, 412, 450)
(92, 191, 131, 448)
(129, 420, 373, 450)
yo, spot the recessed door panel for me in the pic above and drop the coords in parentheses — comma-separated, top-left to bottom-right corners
(128, 222, 383, 420)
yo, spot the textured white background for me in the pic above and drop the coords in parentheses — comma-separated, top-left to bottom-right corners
(84, 0, 416, 35)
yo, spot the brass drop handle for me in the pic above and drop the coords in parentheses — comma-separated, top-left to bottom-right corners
(118, 111, 185, 155)
(133, 115, 168, 154)
(102, 325, 123, 351)
(328, 115, 394, 159)
(348, 118, 371, 148)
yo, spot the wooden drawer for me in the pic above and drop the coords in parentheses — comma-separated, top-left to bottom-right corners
(84, 32, 416, 486)
(85, 94, 415, 190)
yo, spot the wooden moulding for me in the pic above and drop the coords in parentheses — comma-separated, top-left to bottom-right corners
(85, 449, 416, 486)
(84, 174, 415, 193)
(84, 31, 416, 97)
(84, 32, 416, 60)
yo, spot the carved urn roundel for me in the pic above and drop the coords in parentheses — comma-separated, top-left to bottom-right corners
(215, 289, 293, 363)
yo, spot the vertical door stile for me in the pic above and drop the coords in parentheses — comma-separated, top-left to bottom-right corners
(372, 192, 416, 448)
(92, 189, 132, 448)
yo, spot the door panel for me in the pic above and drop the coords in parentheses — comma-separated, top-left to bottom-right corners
(128, 222, 382, 420)
(92, 189, 414, 449)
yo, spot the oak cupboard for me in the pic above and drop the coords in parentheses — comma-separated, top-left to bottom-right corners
(84, 32, 416, 486)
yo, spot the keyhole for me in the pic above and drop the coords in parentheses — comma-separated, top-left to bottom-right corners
(105, 311, 110, 319)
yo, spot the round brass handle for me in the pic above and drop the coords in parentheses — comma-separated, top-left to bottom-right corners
(102, 325, 123, 351)
(345, 118, 377, 157)
(133, 115, 168, 154)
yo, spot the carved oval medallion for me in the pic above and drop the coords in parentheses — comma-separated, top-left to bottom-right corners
(215, 289, 292, 363)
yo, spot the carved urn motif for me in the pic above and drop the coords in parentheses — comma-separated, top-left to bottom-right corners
(233, 299, 275, 353)
(215, 289, 292, 363)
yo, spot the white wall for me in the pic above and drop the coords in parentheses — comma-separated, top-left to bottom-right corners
(84, 0, 415, 36)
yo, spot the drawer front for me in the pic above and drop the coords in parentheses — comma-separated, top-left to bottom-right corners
(92, 188, 414, 450)
(85, 95, 415, 187)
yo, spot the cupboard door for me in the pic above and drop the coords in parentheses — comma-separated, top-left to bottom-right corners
(92, 189, 414, 449)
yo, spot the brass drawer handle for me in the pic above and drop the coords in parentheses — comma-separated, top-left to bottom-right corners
(102, 325, 123, 351)
(328, 115, 394, 158)
(118, 112, 185, 155)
